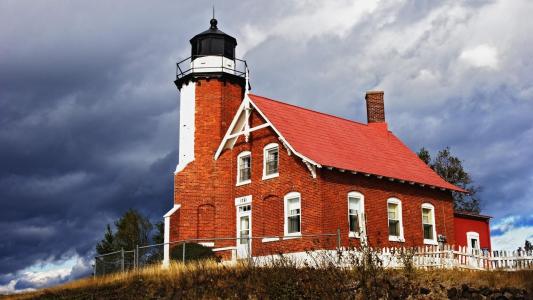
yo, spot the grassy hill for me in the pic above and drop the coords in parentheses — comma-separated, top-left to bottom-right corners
(3, 261, 532, 299)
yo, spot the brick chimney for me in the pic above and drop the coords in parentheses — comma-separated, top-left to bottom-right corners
(365, 90, 386, 124)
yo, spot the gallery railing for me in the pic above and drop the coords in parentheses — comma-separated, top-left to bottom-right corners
(176, 55, 247, 81)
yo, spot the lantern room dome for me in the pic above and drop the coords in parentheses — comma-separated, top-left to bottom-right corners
(190, 18, 237, 60)
(175, 17, 246, 90)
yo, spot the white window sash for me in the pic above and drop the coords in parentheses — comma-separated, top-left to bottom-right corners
(236, 151, 251, 186)
(284, 193, 301, 237)
(422, 204, 437, 245)
(348, 192, 365, 238)
(387, 198, 404, 242)
(262, 143, 279, 180)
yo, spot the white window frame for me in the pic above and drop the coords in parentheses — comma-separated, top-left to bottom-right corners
(236, 151, 251, 186)
(421, 203, 438, 245)
(262, 143, 279, 180)
(387, 197, 404, 242)
(284, 192, 302, 237)
(348, 191, 365, 238)
(467, 231, 480, 252)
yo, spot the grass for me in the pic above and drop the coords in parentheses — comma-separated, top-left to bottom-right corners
(3, 260, 532, 299)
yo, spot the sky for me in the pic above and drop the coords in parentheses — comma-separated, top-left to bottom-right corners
(1, 0, 533, 294)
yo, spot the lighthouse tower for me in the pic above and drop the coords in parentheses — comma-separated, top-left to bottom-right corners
(173, 17, 247, 173)
(164, 17, 247, 265)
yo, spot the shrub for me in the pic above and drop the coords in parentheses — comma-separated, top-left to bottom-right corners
(170, 243, 219, 262)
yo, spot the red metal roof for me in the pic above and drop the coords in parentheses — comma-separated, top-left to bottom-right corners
(454, 211, 492, 220)
(250, 94, 464, 192)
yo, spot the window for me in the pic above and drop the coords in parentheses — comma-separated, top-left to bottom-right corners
(471, 238, 478, 249)
(284, 192, 301, 236)
(348, 192, 365, 238)
(263, 143, 279, 179)
(421, 203, 437, 245)
(387, 198, 404, 242)
(239, 204, 251, 212)
(237, 151, 251, 185)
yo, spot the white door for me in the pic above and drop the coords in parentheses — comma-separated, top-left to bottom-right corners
(236, 204, 251, 259)
(466, 231, 481, 268)
(467, 231, 481, 254)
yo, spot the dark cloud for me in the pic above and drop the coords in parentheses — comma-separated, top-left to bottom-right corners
(1, 0, 532, 291)
(0, 0, 192, 287)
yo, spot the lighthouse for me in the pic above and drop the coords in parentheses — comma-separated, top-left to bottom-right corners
(163, 14, 467, 268)
(164, 17, 247, 266)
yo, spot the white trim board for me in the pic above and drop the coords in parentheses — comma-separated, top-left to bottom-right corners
(164, 204, 181, 218)
(163, 204, 181, 267)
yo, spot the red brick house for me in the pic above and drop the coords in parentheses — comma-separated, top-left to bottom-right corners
(163, 18, 474, 264)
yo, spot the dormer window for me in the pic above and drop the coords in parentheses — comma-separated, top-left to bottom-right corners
(263, 143, 279, 180)
(237, 151, 251, 186)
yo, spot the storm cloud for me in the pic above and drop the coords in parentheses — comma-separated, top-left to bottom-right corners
(1, 0, 532, 292)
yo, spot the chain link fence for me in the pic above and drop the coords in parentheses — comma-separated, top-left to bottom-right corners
(94, 249, 134, 276)
(94, 232, 342, 277)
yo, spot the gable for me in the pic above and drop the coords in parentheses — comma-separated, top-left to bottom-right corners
(215, 94, 319, 166)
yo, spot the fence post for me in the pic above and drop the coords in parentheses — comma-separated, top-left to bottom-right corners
(121, 248, 125, 272)
(248, 237, 252, 266)
(336, 228, 341, 250)
(93, 257, 97, 279)
(136, 244, 139, 270)
(182, 242, 186, 263)
(133, 245, 136, 270)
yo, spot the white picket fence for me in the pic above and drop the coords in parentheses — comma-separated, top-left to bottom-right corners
(379, 245, 533, 271)
(252, 246, 533, 271)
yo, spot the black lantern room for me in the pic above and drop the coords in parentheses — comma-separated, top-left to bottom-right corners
(175, 17, 246, 89)
(190, 18, 237, 60)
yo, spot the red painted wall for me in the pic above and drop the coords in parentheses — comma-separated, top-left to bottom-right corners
(454, 216, 491, 251)
(170, 77, 457, 257)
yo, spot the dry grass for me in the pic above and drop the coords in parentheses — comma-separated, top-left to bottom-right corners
(2, 260, 531, 300)
(416, 268, 533, 291)
(4, 260, 227, 300)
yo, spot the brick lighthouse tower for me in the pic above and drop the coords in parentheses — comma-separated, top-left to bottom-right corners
(163, 17, 248, 265)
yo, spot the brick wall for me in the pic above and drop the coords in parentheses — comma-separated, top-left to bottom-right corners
(320, 170, 455, 248)
(172, 79, 243, 250)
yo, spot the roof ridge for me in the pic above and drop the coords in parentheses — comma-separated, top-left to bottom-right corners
(250, 93, 368, 127)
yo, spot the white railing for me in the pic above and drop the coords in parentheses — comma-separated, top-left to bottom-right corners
(377, 245, 533, 271)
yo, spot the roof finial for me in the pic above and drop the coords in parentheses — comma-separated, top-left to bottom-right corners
(245, 67, 250, 95)
(210, 4, 218, 29)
